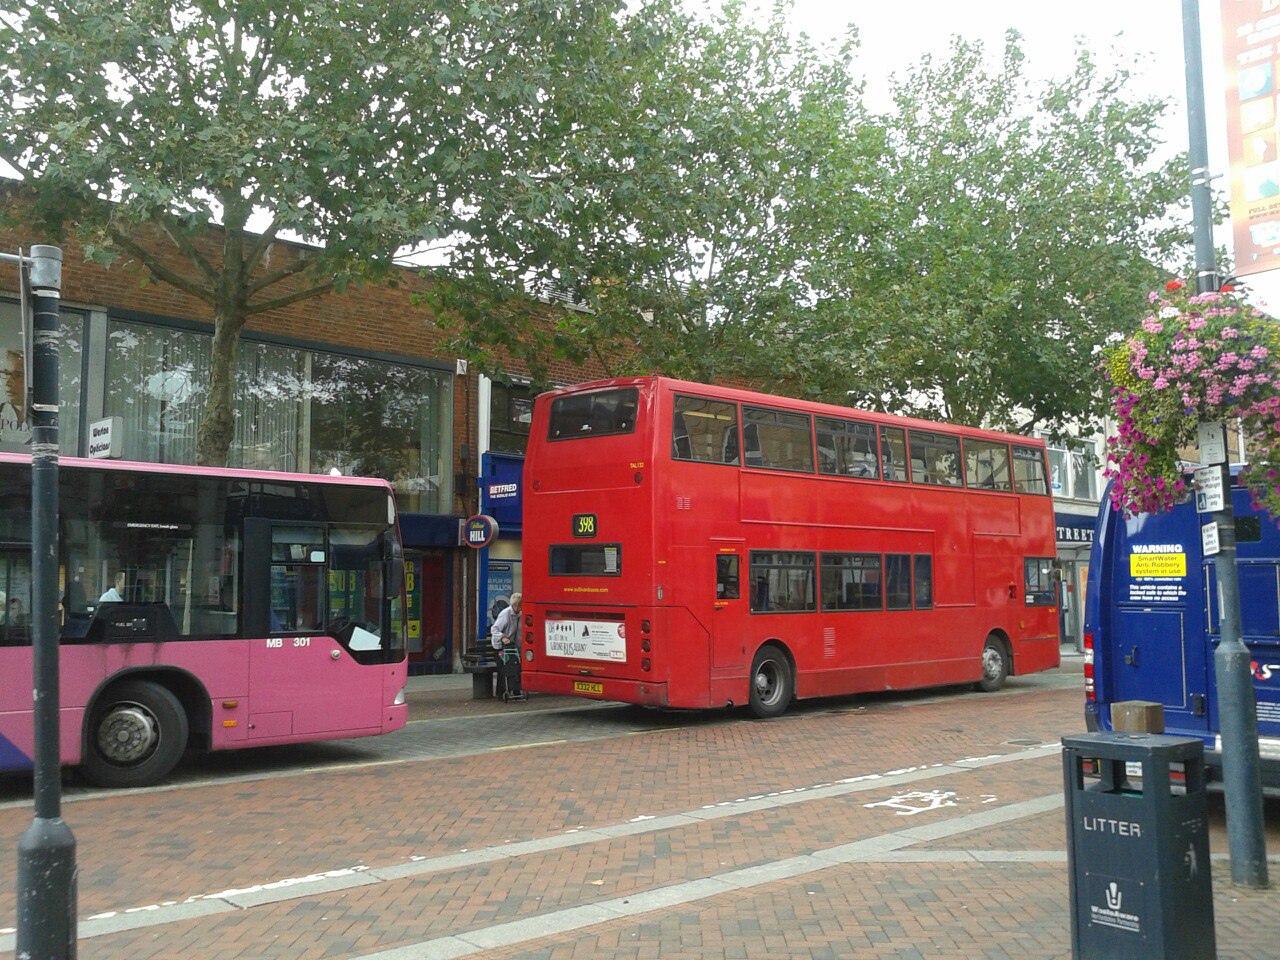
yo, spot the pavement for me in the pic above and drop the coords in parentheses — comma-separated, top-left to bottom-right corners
(1, 656, 1277, 959)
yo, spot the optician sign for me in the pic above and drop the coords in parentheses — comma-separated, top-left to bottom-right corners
(87, 417, 122, 459)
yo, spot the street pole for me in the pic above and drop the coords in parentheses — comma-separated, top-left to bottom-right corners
(13, 244, 79, 955)
(1182, 0, 1269, 889)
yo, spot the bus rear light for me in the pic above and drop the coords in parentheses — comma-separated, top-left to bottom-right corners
(525, 614, 533, 627)
(525, 649, 534, 662)
(641, 658, 651, 672)
(221, 699, 238, 709)
(641, 639, 651, 653)
(524, 632, 533, 644)
(641, 620, 651, 633)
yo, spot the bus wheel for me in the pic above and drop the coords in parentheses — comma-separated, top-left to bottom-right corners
(976, 636, 1009, 693)
(749, 645, 793, 719)
(81, 680, 189, 788)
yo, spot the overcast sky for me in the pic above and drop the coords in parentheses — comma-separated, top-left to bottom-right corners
(763, 1, 1271, 303)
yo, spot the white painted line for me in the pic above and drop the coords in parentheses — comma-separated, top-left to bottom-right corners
(350, 792, 1065, 960)
(50, 742, 1059, 947)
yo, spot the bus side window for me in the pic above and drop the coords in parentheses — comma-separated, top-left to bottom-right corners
(716, 555, 740, 599)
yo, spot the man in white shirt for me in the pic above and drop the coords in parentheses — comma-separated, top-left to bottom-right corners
(490, 593, 525, 701)
(98, 572, 126, 604)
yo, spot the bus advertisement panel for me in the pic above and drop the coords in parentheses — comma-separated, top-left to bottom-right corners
(520, 377, 1060, 717)
(1084, 475, 1280, 789)
(0, 453, 408, 787)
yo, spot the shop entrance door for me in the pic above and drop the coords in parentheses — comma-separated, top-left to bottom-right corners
(407, 551, 451, 673)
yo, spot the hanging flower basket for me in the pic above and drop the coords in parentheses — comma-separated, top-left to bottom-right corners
(1101, 280, 1280, 519)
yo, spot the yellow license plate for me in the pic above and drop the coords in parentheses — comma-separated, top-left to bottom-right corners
(573, 681, 604, 695)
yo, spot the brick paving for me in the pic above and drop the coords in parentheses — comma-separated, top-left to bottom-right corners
(2, 668, 1275, 960)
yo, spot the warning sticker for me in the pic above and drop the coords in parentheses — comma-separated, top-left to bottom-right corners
(1129, 553, 1186, 578)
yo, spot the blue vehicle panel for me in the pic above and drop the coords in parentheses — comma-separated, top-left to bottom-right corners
(1085, 479, 1280, 787)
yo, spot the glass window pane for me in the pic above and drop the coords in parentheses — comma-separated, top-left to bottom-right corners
(964, 440, 1011, 491)
(328, 525, 385, 644)
(60, 469, 240, 639)
(820, 553, 881, 611)
(548, 388, 639, 440)
(716, 554, 740, 599)
(1023, 557, 1056, 606)
(880, 426, 908, 482)
(749, 551, 816, 612)
(490, 381, 533, 454)
(0, 549, 31, 647)
(232, 340, 305, 472)
(672, 396, 739, 464)
(743, 406, 813, 472)
(1, 300, 85, 456)
(105, 319, 209, 465)
(271, 525, 325, 563)
(1013, 446, 1049, 495)
(908, 430, 963, 486)
(310, 353, 452, 514)
(885, 554, 912, 610)
(1047, 447, 1066, 496)
(914, 555, 933, 609)
(549, 544, 622, 576)
(816, 418, 879, 479)
(271, 564, 325, 631)
(1069, 446, 1097, 501)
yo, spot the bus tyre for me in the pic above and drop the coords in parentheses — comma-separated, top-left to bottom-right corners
(976, 636, 1009, 693)
(82, 680, 189, 788)
(748, 645, 793, 719)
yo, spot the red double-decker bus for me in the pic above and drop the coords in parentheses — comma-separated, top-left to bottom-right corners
(520, 377, 1060, 717)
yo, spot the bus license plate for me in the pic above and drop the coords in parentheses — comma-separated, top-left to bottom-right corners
(574, 681, 604, 695)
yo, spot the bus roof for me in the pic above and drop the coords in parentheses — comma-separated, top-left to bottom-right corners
(0, 451, 396, 491)
(539, 375, 1047, 448)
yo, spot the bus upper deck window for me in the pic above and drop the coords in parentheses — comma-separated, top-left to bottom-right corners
(548, 388, 639, 440)
(1012, 446, 1049, 495)
(673, 396, 740, 465)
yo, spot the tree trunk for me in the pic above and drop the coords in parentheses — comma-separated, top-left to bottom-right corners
(195, 304, 247, 466)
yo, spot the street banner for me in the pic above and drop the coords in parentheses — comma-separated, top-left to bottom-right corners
(1222, 0, 1280, 275)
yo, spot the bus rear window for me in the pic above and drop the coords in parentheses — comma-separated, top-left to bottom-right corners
(550, 544, 622, 576)
(548, 389, 639, 440)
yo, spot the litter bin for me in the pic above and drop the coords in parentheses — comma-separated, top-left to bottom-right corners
(1062, 733, 1216, 960)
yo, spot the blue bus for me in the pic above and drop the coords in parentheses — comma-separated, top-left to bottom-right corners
(1085, 472, 1280, 791)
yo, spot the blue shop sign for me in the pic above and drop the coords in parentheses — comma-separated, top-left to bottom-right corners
(480, 451, 524, 533)
(1055, 511, 1098, 545)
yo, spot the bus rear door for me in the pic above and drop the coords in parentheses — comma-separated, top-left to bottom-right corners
(1105, 511, 1211, 734)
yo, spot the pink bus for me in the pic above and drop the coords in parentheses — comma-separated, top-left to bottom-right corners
(0, 453, 409, 788)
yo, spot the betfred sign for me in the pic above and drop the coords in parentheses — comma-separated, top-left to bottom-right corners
(87, 416, 122, 459)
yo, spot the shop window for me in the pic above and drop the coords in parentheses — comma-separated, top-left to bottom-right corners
(490, 380, 533, 454)
(1, 300, 85, 456)
(1069, 445, 1098, 501)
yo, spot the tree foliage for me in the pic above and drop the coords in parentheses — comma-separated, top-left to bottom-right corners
(0, 0, 660, 463)
(786, 33, 1190, 434)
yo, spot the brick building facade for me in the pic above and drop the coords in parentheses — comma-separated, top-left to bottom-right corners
(0, 209, 604, 673)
